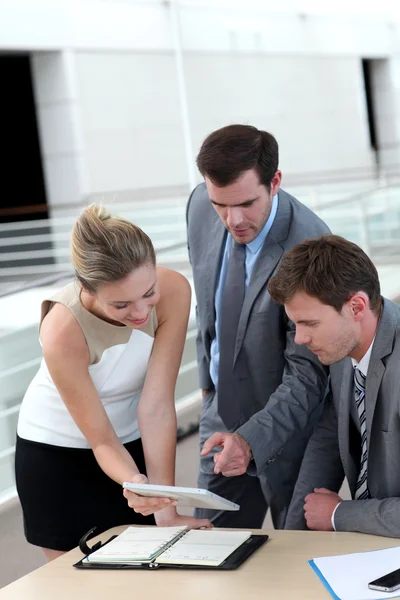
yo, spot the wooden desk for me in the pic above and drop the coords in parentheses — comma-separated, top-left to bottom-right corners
(1, 527, 399, 600)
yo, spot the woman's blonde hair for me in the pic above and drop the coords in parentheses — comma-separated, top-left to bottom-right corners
(71, 204, 155, 293)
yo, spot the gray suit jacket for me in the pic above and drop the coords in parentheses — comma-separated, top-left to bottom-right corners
(285, 298, 400, 537)
(187, 184, 330, 508)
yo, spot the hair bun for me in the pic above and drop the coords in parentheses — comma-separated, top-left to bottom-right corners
(83, 204, 111, 223)
(71, 203, 156, 293)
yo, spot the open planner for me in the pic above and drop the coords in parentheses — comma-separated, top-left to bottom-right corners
(74, 525, 268, 571)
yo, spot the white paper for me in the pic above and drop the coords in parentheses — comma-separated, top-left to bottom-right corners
(87, 526, 186, 563)
(157, 529, 252, 566)
(312, 545, 400, 600)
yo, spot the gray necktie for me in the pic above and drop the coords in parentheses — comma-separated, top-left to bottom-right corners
(354, 367, 369, 500)
(218, 240, 246, 429)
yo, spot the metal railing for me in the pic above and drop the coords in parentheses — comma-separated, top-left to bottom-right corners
(312, 184, 400, 262)
(0, 199, 189, 283)
(1, 179, 399, 286)
(1, 181, 400, 280)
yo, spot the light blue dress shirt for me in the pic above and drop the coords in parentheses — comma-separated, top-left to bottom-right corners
(210, 194, 279, 389)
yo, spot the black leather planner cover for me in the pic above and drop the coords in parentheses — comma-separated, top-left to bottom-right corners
(73, 527, 268, 571)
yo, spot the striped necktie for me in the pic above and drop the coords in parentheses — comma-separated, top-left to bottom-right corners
(354, 367, 369, 500)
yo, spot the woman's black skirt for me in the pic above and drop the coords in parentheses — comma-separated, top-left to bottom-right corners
(15, 435, 155, 551)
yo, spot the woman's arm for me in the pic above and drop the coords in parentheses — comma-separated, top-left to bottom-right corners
(40, 303, 173, 514)
(133, 267, 211, 527)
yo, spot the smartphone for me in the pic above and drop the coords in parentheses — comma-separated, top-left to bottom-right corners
(368, 568, 400, 592)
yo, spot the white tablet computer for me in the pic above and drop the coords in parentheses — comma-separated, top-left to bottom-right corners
(122, 483, 240, 511)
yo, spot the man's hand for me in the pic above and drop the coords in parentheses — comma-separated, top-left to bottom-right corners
(304, 488, 342, 531)
(201, 432, 252, 476)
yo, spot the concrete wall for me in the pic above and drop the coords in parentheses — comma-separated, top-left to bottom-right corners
(74, 51, 374, 193)
(31, 52, 89, 209)
(74, 52, 186, 193)
(184, 54, 373, 179)
(1, 0, 400, 206)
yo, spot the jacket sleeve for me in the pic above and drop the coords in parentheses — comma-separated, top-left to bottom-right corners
(237, 319, 329, 474)
(334, 495, 400, 538)
(186, 186, 213, 391)
(195, 307, 213, 390)
(284, 393, 345, 529)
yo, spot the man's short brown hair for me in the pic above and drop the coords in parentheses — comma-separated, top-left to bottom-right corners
(268, 235, 382, 315)
(196, 124, 278, 189)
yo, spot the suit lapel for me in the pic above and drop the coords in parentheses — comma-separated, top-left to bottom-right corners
(205, 212, 226, 339)
(365, 358, 385, 456)
(365, 299, 395, 454)
(338, 359, 359, 490)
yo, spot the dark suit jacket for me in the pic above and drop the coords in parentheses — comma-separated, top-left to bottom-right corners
(285, 298, 400, 537)
(187, 184, 330, 510)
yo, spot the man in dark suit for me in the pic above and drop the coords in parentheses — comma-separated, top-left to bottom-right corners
(187, 124, 330, 528)
(268, 234, 400, 537)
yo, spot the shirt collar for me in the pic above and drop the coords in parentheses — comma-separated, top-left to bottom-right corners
(246, 194, 279, 255)
(351, 336, 375, 377)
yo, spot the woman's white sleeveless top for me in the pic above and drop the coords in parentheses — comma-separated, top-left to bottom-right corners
(17, 281, 158, 448)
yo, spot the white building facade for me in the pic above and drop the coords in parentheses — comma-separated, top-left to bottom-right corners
(1, 0, 400, 210)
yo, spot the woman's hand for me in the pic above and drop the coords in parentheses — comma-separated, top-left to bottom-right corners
(123, 473, 177, 516)
(123, 475, 212, 528)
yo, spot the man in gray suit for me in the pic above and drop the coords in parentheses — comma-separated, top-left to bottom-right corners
(268, 234, 400, 537)
(187, 124, 330, 528)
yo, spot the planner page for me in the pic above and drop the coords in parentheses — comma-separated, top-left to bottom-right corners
(157, 529, 252, 566)
(86, 526, 187, 564)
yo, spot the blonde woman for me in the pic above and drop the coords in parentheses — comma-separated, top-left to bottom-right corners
(15, 205, 210, 561)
